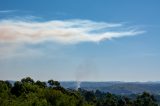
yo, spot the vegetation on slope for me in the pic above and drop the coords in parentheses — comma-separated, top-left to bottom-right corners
(0, 77, 158, 106)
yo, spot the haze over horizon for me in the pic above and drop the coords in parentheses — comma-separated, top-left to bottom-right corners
(0, 0, 160, 82)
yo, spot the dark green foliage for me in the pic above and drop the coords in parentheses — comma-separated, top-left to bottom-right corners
(35, 80, 47, 88)
(11, 81, 24, 96)
(48, 79, 60, 87)
(0, 77, 159, 106)
(21, 77, 34, 84)
(5, 81, 12, 88)
(103, 93, 118, 106)
(134, 92, 158, 106)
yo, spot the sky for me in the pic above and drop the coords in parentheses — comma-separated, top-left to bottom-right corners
(0, 0, 160, 82)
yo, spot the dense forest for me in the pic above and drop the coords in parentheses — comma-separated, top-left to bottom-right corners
(0, 77, 158, 106)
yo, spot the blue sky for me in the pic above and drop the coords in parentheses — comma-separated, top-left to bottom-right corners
(0, 0, 160, 81)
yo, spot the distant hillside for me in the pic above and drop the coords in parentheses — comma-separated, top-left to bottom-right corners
(8, 81, 160, 95)
(60, 81, 160, 95)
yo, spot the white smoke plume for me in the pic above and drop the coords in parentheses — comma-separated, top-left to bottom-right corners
(75, 59, 98, 90)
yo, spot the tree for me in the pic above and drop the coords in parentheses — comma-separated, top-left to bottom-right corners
(84, 91, 97, 103)
(134, 92, 158, 106)
(103, 93, 118, 106)
(5, 81, 12, 89)
(0, 80, 8, 92)
(11, 81, 24, 96)
(35, 80, 47, 88)
(48, 79, 60, 88)
(21, 77, 34, 84)
(54, 81, 60, 87)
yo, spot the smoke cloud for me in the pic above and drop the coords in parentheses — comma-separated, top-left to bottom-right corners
(0, 18, 145, 59)
(0, 19, 144, 44)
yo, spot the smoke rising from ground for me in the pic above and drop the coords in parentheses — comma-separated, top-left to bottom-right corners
(75, 59, 98, 90)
